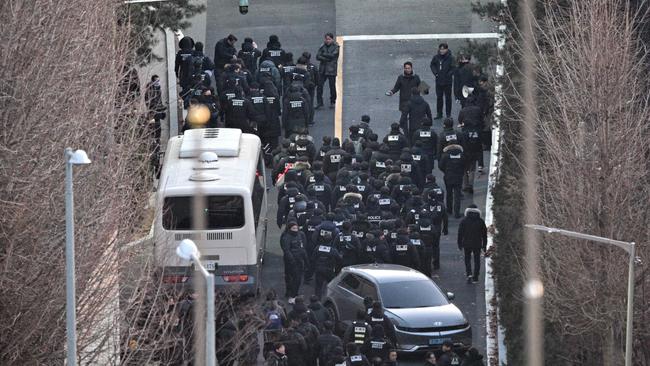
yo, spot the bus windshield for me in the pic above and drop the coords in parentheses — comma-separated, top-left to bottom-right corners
(163, 195, 245, 230)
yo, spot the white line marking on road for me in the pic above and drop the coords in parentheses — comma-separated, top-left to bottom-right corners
(342, 33, 500, 41)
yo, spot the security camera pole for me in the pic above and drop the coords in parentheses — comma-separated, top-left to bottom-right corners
(525, 224, 636, 366)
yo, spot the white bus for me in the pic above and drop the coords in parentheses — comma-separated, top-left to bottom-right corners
(154, 128, 268, 294)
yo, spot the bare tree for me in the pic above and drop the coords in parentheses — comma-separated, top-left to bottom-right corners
(498, 0, 650, 364)
(0, 0, 153, 363)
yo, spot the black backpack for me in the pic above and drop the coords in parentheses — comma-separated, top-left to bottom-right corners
(191, 55, 205, 77)
(465, 128, 482, 151)
(178, 50, 194, 87)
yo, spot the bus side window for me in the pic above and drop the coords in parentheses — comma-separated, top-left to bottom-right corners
(252, 154, 265, 227)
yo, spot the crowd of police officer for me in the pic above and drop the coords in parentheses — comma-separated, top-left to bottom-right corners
(274, 110, 492, 300)
(171, 32, 491, 366)
(174, 32, 340, 156)
(266, 42, 491, 366)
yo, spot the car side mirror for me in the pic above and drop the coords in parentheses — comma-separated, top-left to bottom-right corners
(446, 292, 455, 300)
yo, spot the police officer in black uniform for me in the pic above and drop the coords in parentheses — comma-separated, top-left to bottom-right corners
(366, 302, 397, 346)
(439, 142, 466, 218)
(438, 117, 461, 158)
(343, 310, 372, 349)
(224, 86, 256, 133)
(280, 220, 309, 303)
(338, 221, 363, 267)
(282, 86, 310, 137)
(364, 325, 394, 362)
(312, 239, 342, 299)
(383, 123, 409, 161)
(428, 193, 449, 271)
(389, 228, 421, 269)
(345, 343, 371, 366)
(323, 138, 348, 183)
(411, 117, 438, 174)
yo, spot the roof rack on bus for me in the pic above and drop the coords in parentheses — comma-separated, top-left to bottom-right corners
(179, 128, 242, 158)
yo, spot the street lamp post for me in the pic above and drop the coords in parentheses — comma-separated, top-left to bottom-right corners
(65, 148, 91, 366)
(176, 239, 217, 366)
(525, 224, 636, 366)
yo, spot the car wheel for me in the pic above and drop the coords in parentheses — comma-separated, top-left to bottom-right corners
(324, 302, 343, 335)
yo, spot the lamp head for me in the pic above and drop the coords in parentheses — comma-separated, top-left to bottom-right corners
(176, 239, 200, 260)
(68, 149, 91, 165)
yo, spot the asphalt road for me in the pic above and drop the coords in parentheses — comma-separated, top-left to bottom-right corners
(197, 0, 499, 363)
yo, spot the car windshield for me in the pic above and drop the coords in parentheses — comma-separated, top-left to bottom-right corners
(379, 280, 448, 308)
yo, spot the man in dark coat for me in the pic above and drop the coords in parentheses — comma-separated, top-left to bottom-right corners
(261, 35, 286, 68)
(457, 96, 484, 131)
(214, 34, 237, 76)
(312, 239, 343, 299)
(338, 221, 363, 267)
(365, 302, 397, 346)
(296, 312, 321, 366)
(238, 37, 262, 75)
(282, 317, 309, 366)
(224, 87, 256, 133)
(249, 82, 267, 127)
(258, 60, 283, 92)
(403, 87, 433, 141)
(193, 41, 215, 76)
(260, 79, 283, 153)
(426, 192, 448, 271)
(282, 86, 310, 137)
(323, 138, 348, 183)
(411, 118, 437, 174)
(281, 220, 309, 302)
(302, 52, 320, 112)
(280, 52, 297, 95)
(438, 118, 462, 159)
(461, 347, 486, 366)
(475, 74, 495, 158)
(218, 63, 250, 97)
(315, 321, 343, 366)
(316, 32, 340, 109)
(453, 53, 476, 107)
(437, 340, 461, 366)
(145, 75, 165, 142)
(345, 343, 371, 366)
(364, 325, 393, 362)
(387, 61, 421, 129)
(430, 43, 455, 119)
(438, 143, 465, 218)
(460, 121, 483, 195)
(382, 123, 409, 161)
(175, 36, 195, 92)
(389, 228, 421, 269)
(457, 204, 487, 283)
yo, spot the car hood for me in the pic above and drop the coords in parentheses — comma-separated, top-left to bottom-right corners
(385, 304, 466, 328)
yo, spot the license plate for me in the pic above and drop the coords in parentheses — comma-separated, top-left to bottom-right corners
(429, 338, 451, 345)
(202, 261, 218, 271)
